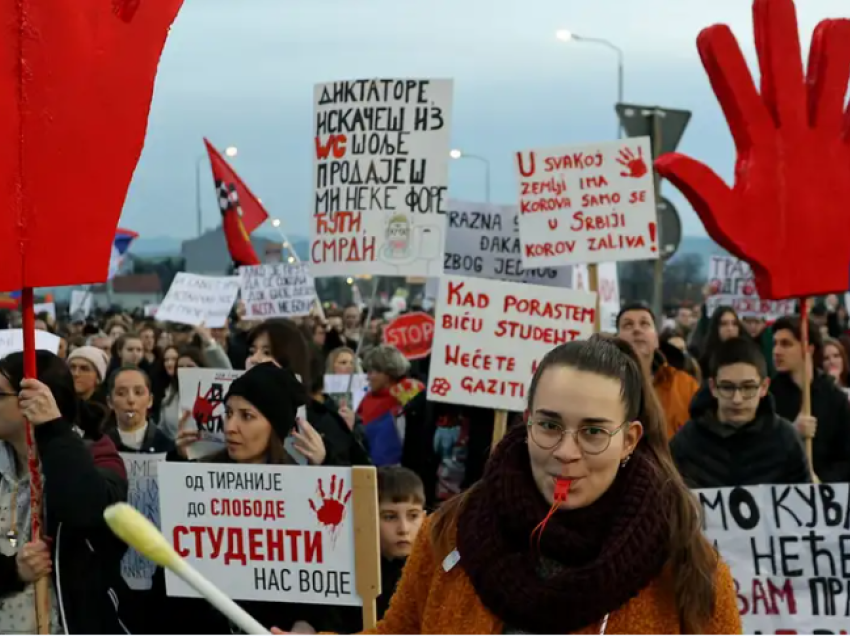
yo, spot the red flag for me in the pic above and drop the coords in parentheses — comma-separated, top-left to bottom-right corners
(204, 138, 269, 234)
(0, 1, 184, 291)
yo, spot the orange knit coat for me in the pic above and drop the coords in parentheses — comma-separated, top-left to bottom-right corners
(367, 518, 743, 635)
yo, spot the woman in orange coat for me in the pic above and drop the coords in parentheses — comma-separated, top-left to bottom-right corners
(367, 335, 741, 635)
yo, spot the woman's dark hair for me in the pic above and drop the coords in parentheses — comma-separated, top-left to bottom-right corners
(246, 319, 311, 386)
(699, 306, 743, 374)
(822, 337, 850, 388)
(430, 335, 717, 633)
(307, 345, 325, 395)
(0, 350, 105, 438)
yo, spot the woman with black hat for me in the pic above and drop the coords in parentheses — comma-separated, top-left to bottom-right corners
(162, 363, 337, 634)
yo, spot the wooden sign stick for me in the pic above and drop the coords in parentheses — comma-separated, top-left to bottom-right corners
(799, 298, 820, 484)
(351, 466, 381, 630)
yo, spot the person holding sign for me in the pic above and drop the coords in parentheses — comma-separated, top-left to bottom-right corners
(0, 351, 130, 634)
(769, 316, 850, 482)
(671, 337, 811, 489)
(167, 362, 351, 633)
(369, 336, 740, 634)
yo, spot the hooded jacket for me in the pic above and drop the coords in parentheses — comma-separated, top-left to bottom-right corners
(0, 419, 130, 634)
(770, 372, 850, 483)
(673, 386, 811, 489)
(652, 351, 700, 439)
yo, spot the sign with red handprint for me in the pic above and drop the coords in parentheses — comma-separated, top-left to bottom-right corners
(515, 137, 659, 268)
(655, 0, 850, 300)
(177, 368, 243, 460)
(706, 255, 796, 320)
(571, 262, 621, 331)
(157, 462, 364, 607)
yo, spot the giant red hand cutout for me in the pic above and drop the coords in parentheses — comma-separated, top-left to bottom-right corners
(0, 0, 183, 291)
(655, 0, 850, 300)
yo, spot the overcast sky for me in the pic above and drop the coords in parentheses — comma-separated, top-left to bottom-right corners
(121, 0, 849, 240)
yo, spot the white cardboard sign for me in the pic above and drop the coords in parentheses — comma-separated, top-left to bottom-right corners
(0, 329, 60, 359)
(427, 275, 597, 411)
(119, 452, 166, 591)
(443, 199, 572, 287)
(706, 256, 796, 320)
(33, 302, 56, 321)
(571, 262, 621, 333)
(311, 78, 453, 278)
(69, 290, 93, 318)
(159, 463, 362, 606)
(516, 137, 658, 267)
(156, 273, 240, 328)
(699, 484, 850, 634)
(178, 368, 243, 461)
(239, 263, 317, 320)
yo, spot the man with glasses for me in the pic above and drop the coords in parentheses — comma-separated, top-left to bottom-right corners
(670, 337, 810, 489)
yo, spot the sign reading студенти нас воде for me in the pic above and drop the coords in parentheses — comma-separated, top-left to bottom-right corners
(311, 79, 453, 278)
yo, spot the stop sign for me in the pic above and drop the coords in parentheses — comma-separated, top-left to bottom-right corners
(384, 312, 435, 360)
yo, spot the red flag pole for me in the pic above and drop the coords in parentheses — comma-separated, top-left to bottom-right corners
(20, 287, 50, 633)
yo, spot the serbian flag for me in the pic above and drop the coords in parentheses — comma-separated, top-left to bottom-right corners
(204, 138, 265, 267)
(108, 228, 139, 280)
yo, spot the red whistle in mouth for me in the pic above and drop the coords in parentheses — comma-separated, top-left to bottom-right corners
(554, 477, 572, 503)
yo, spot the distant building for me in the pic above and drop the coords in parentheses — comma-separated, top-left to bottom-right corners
(181, 226, 282, 274)
(90, 274, 163, 309)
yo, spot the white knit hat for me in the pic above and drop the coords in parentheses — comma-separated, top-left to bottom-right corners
(67, 346, 109, 381)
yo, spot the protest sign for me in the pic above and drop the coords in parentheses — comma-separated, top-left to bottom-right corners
(178, 368, 243, 460)
(156, 273, 240, 328)
(444, 199, 572, 286)
(119, 452, 166, 591)
(516, 137, 658, 268)
(311, 79, 453, 278)
(158, 463, 368, 606)
(572, 262, 621, 332)
(0, 329, 60, 358)
(144, 304, 158, 318)
(34, 302, 56, 320)
(324, 374, 369, 413)
(69, 290, 92, 317)
(706, 256, 796, 320)
(699, 484, 850, 633)
(384, 312, 434, 360)
(239, 263, 317, 320)
(427, 275, 596, 411)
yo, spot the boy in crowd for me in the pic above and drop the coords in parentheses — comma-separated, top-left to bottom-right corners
(377, 467, 426, 619)
(671, 337, 811, 488)
(770, 316, 850, 482)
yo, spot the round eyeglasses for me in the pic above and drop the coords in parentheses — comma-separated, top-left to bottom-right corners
(527, 419, 627, 455)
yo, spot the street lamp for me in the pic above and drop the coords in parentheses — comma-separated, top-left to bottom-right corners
(449, 149, 491, 203)
(196, 144, 238, 236)
(271, 218, 281, 228)
(555, 29, 625, 137)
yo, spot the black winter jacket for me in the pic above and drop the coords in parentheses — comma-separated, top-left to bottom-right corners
(770, 372, 850, 483)
(673, 387, 811, 489)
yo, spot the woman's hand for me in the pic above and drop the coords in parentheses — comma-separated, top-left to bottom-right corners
(291, 419, 326, 465)
(175, 411, 199, 459)
(338, 402, 355, 430)
(16, 541, 52, 582)
(18, 379, 62, 425)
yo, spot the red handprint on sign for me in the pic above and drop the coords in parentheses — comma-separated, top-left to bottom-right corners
(310, 475, 352, 540)
(617, 147, 648, 179)
(655, 0, 850, 300)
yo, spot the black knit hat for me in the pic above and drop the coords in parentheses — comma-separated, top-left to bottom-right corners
(224, 362, 308, 441)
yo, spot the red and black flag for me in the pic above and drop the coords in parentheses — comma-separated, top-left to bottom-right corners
(203, 138, 268, 267)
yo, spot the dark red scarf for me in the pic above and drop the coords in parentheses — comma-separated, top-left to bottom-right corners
(456, 426, 671, 634)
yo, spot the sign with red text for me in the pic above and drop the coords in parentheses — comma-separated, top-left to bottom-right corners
(311, 79, 453, 278)
(516, 137, 658, 267)
(239, 262, 317, 320)
(384, 312, 435, 360)
(427, 275, 597, 412)
(699, 484, 849, 634)
(706, 256, 796, 320)
(571, 263, 621, 332)
(159, 463, 362, 606)
(444, 199, 573, 286)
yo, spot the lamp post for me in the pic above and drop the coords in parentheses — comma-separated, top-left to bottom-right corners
(555, 30, 624, 138)
(195, 145, 238, 236)
(449, 149, 491, 203)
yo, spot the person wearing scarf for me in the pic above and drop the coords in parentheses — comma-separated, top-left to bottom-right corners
(357, 335, 741, 634)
